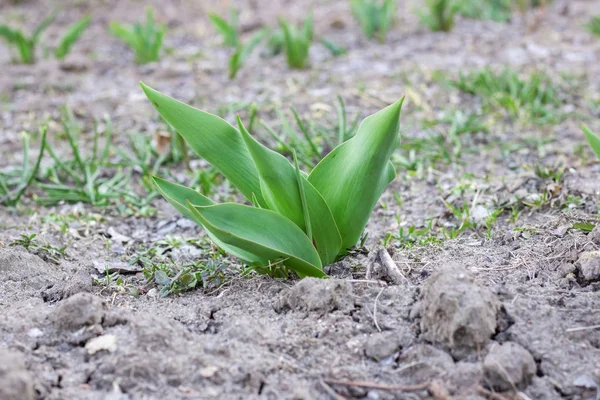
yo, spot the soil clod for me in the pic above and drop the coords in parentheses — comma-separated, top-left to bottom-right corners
(576, 251, 600, 282)
(52, 292, 104, 331)
(418, 264, 500, 359)
(483, 341, 536, 392)
(0, 349, 35, 400)
(275, 277, 354, 314)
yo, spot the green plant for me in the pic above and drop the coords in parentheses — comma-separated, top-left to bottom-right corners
(457, 0, 512, 22)
(54, 14, 91, 59)
(0, 13, 90, 63)
(583, 125, 600, 160)
(142, 82, 404, 278)
(9, 233, 68, 264)
(350, 0, 396, 42)
(260, 96, 360, 169)
(279, 14, 313, 69)
(585, 16, 600, 37)
(451, 68, 562, 124)
(109, 8, 165, 64)
(228, 29, 268, 79)
(35, 108, 158, 213)
(319, 38, 347, 56)
(209, 9, 239, 47)
(0, 13, 56, 63)
(418, 0, 460, 32)
(0, 128, 47, 206)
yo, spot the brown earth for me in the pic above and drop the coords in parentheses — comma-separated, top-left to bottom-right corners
(1, 0, 599, 399)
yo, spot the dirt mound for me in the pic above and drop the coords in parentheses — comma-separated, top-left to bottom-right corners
(0, 249, 62, 306)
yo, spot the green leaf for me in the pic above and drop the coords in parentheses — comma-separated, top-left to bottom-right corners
(308, 97, 404, 250)
(583, 125, 600, 160)
(32, 12, 57, 44)
(236, 116, 305, 229)
(140, 83, 266, 206)
(109, 22, 136, 47)
(187, 202, 325, 277)
(229, 28, 267, 79)
(572, 221, 595, 233)
(209, 12, 238, 47)
(280, 17, 311, 69)
(237, 118, 342, 265)
(151, 176, 267, 264)
(54, 15, 91, 59)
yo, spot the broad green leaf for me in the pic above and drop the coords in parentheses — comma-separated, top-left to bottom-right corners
(308, 98, 404, 250)
(236, 116, 305, 229)
(141, 83, 266, 206)
(187, 202, 325, 277)
(152, 176, 267, 264)
(583, 125, 600, 160)
(237, 118, 342, 265)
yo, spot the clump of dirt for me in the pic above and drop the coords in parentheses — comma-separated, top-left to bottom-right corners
(577, 251, 600, 282)
(483, 341, 537, 391)
(416, 263, 500, 359)
(0, 349, 35, 400)
(274, 277, 355, 314)
(52, 292, 104, 331)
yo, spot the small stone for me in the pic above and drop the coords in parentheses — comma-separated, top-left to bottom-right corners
(107, 227, 131, 243)
(93, 260, 142, 274)
(573, 374, 598, 390)
(176, 218, 197, 229)
(550, 225, 570, 237)
(147, 288, 159, 299)
(27, 328, 44, 338)
(577, 251, 600, 282)
(85, 334, 117, 354)
(198, 366, 219, 378)
(483, 341, 536, 391)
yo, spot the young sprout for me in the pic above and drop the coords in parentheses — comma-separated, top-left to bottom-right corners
(585, 16, 600, 37)
(109, 8, 166, 64)
(228, 29, 268, 79)
(141, 82, 405, 278)
(54, 15, 91, 59)
(209, 9, 239, 47)
(350, 0, 396, 42)
(0, 13, 91, 63)
(417, 0, 460, 32)
(582, 125, 600, 160)
(457, 0, 512, 22)
(0, 12, 56, 63)
(279, 14, 313, 69)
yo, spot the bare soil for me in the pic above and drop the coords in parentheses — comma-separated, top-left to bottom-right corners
(1, 0, 599, 399)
